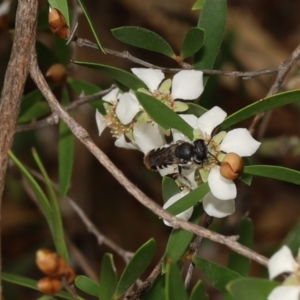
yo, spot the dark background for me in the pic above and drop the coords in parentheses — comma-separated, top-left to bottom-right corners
(1, 0, 300, 298)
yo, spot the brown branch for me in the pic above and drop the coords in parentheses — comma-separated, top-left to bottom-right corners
(0, 0, 38, 296)
(249, 43, 300, 136)
(15, 86, 115, 133)
(75, 38, 278, 78)
(29, 52, 268, 267)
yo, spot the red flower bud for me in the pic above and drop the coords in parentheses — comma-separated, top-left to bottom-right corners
(37, 277, 62, 295)
(220, 152, 244, 180)
(48, 7, 70, 39)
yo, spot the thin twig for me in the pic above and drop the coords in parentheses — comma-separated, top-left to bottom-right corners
(184, 214, 213, 289)
(29, 51, 269, 267)
(249, 43, 300, 136)
(74, 37, 278, 78)
(15, 86, 115, 133)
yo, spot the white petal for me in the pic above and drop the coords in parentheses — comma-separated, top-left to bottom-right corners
(197, 106, 227, 136)
(268, 286, 300, 300)
(202, 192, 235, 218)
(220, 128, 261, 157)
(102, 87, 120, 103)
(171, 114, 197, 142)
(163, 191, 193, 227)
(133, 122, 166, 154)
(171, 70, 203, 100)
(115, 92, 140, 125)
(208, 166, 237, 200)
(95, 110, 107, 135)
(181, 168, 198, 189)
(131, 68, 164, 92)
(268, 246, 298, 279)
(114, 134, 137, 150)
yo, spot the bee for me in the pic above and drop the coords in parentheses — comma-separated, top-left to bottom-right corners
(143, 139, 208, 173)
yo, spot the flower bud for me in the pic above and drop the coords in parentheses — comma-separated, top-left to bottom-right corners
(46, 64, 67, 84)
(36, 249, 60, 275)
(37, 277, 62, 295)
(48, 7, 70, 39)
(220, 152, 244, 180)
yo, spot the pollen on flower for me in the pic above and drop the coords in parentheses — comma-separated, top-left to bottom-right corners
(104, 105, 133, 137)
(151, 90, 174, 109)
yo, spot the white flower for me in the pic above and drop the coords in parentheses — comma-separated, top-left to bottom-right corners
(96, 87, 166, 153)
(162, 190, 193, 227)
(267, 246, 300, 300)
(131, 68, 204, 102)
(171, 106, 261, 218)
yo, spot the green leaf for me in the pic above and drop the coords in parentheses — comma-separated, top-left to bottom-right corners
(112, 26, 175, 58)
(244, 165, 300, 185)
(141, 275, 165, 300)
(8, 151, 53, 233)
(221, 90, 300, 129)
(68, 78, 106, 114)
(135, 92, 194, 140)
(194, 0, 227, 85)
(181, 28, 205, 59)
(165, 262, 189, 300)
(163, 204, 204, 272)
(48, 0, 70, 26)
(192, 0, 205, 10)
(190, 281, 209, 300)
(166, 183, 209, 215)
(162, 177, 180, 204)
(99, 253, 118, 300)
(36, 40, 60, 66)
(2, 272, 76, 300)
(185, 103, 207, 117)
(115, 239, 156, 298)
(227, 218, 253, 276)
(72, 61, 146, 90)
(32, 149, 68, 262)
(59, 88, 74, 198)
(54, 35, 70, 65)
(227, 278, 279, 300)
(75, 275, 100, 297)
(18, 89, 50, 124)
(282, 218, 300, 255)
(193, 257, 242, 293)
(77, 0, 105, 53)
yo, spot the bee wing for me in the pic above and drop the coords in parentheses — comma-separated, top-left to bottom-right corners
(144, 142, 187, 170)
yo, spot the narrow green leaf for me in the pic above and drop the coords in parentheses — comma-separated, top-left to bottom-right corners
(67, 78, 106, 113)
(189, 281, 209, 300)
(282, 218, 300, 255)
(221, 90, 300, 129)
(72, 61, 146, 90)
(244, 165, 300, 185)
(75, 275, 100, 297)
(165, 262, 189, 300)
(163, 204, 204, 272)
(59, 88, 74, 198)
(185, 103, 207, 117)
(227, 218, 253, 276)
(2, 272, 76, 300)
(141, 275, 165, 300)
(112, 26, 175, 58)
(192, 0, 205, 10)
(166, 183, 209, 215)
(77, 0, 105, 53)
(181, 28, 205, 59)
(54, 35, 70, 65)
(135, 92, 194, 140)
(162, 177, 180, 204)
(99, 253, 118, 300)
(193, 257, 242, 293)
(194, 0, 227, 85)
(227, 278, 279, 300)
(32, 149, 68, 262)
(8, 151, 53, 232)
(48, 0, 70, 26)
(115, 239, 156, 298)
